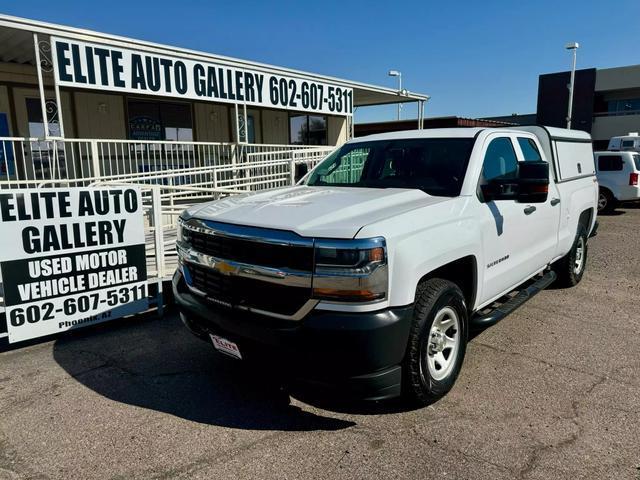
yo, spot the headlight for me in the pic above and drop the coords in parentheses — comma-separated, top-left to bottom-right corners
(177, 217, 184, 244)
(177, 216, 192, 246)
(176, 217, 190, 273)
(312, 237, 388, 303)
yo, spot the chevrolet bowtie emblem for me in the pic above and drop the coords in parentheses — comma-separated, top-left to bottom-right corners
(215, 260, 236, 274)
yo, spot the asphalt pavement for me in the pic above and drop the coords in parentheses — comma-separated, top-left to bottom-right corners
(1, 206, 639, 480)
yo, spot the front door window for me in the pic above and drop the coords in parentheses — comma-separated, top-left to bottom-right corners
(481, 137, 518, 184)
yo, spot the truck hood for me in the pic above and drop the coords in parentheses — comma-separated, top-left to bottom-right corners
(185, 186, 450, 238)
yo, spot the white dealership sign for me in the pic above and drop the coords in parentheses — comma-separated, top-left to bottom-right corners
(0, 187, 148, 343)
(51, 36, 353, 116)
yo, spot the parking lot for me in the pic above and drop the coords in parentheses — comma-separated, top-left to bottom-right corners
(0, 207, 638, 480)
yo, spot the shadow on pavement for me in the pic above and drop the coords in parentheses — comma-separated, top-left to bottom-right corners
(52, 311, 355, 432)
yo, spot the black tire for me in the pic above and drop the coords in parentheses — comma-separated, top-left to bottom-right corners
(598, 188, 617, 214)
(553, 224, 588, 288)
(403, 279, 468, 406)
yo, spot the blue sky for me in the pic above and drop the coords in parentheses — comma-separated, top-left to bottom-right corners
(4, 0, 639, 123)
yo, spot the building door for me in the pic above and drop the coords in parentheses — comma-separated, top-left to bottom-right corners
(127, 99, 193, 142)
(126, 99, 194, 179)
(24, 97, 65, 179)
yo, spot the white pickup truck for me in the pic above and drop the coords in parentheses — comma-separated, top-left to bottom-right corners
(173, 126, 598, 405)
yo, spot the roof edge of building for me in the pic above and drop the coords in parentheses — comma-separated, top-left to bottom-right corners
(0, 13, 429, 101)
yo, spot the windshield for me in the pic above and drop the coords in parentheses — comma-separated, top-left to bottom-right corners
(306, 138, 475, 197)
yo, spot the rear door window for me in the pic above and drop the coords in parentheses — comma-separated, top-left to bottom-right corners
(517, 137, 542, 161)
(633, 154, 640, 171)
(597, 155, 623, 171)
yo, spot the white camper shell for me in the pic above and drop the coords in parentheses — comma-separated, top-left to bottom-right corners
(608, 134, 640, 152)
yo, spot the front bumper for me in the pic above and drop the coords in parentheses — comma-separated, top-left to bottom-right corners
(172, 270, 413, 401)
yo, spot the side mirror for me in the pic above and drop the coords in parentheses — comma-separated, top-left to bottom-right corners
(480, 179, 518, 202)
(516, 161, 549, 204)
(480, 161, 550, 204)
(294, 163, 309, 183)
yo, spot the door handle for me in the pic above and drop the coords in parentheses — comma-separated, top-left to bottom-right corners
(524, 206, 537, 215)
(550, 198, 560, 206)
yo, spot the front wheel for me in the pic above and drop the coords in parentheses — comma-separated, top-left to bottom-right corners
(553, 225, 588, 287)
(403, 279, 468, 406)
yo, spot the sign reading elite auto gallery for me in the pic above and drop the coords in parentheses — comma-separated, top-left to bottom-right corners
(0, 188, 148, 343)
(51, 36, 353, 116)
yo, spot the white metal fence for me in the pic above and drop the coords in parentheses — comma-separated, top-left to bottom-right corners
(0, 138, 335, 337)
(0, 137, 332, 190)
(0, 137, 334, 281)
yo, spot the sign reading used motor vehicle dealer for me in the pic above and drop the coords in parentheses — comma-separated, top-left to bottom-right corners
(0, 188, 148, 343)
(51, 36, 354, 116)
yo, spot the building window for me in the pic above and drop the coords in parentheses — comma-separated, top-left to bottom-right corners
(289, 115, 327, 145)
(127, 99, 193, 142)
(606, 98, 640, 115)
(26, 97, 61, 138)
(247, 115, 256, 143)
(237, 113, 256, 143)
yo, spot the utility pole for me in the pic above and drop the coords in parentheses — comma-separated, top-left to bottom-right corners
(388, 70, 402, 121)
(565, 42, 580, 129)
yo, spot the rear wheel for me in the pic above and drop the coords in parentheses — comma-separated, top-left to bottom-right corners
(598, 188, 616, 214)
(403, 279, 468, 406)
(553, 225, 588, 287)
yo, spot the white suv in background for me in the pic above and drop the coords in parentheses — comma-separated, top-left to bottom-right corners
(595, 151, 640, 213)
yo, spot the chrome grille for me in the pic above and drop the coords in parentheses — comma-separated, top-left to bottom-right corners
(179, 219, 315, 319)
(185, 262, 311, 316)
(185, 229, 313, 271)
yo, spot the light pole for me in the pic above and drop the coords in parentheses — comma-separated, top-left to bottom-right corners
(565, 42, 579, 129)
(388, 70, 402, 121)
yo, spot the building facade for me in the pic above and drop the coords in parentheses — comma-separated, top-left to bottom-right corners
(354, 116, 514, 137)
(0, 15, 428, 148)
(537, 65, 640, 150)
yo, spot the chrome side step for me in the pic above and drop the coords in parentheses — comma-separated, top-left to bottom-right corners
(470, 270, 557, 330)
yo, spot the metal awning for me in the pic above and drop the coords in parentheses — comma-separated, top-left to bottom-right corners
(0, 24, 33, 64)
(0, 14, 429, 108)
